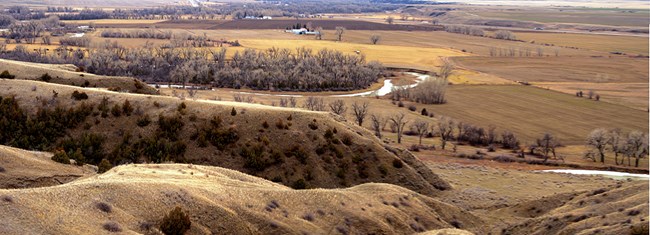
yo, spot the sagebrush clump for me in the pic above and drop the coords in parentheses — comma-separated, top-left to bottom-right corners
(160, 206, 191, 235)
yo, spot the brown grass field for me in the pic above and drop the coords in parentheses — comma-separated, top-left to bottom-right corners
(473, 9, 650, 27)
(453, 56, 649, 83)
(533, 82, 649, 111)
(515, 32, 649, 56)
(408, 85, 648, 145)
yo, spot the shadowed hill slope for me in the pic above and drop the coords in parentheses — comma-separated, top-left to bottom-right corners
(0, 79, 450, 196)
(0, 164, 480, 234)
(0, 145, 93, 189)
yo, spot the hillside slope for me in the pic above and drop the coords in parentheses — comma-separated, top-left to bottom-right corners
(499, 179, 648, 234)
(0, 145, 93, 189)
(0, 79, 450, 196)
(0, 59, 157, 94)
(0, 164, 480, 234)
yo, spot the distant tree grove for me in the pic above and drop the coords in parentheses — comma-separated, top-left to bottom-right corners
(0, 44, 384, 92)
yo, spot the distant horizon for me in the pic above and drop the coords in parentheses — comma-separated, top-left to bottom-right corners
(443, 0, 650, 9)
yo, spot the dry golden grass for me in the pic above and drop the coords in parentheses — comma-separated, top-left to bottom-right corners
(430, 162, 648, 234)
(0, 59, 156, 94)
(454, 56, 649, 83)
(370, 85, 647, 145)
(533, 82, 649, 111)
(238, 38, 468, 69)
(473, 9, 650, 27)
(515, 32, 649, 56)
(318, 30, 601, 57)
(433, 85, 647, 145)
(0, 145, 93, 189)
(0, 163, 481, 234)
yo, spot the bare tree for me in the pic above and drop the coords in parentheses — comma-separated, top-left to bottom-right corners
(335, 27, 345, 41)
(328, 99, 347, 116)
(412, 120, 429, 145)
(537, 133, 561, 162)
(386, 16, 394, 24)
(624, 131, 649, 167)
(41, 34, 51, 45)
(494, 30, 516, 40)
(438, 60, 454, 80)
(486, 125, 497, 145)
(608, 128, 624, 165)
(501, 130, 519, 149)
(315, 26, 323, 40)
(289, 97, 297, 108)
(279, 98, 288, 107)
(585, 128, 612, 163)
(437, 116, 454, 150)
(351, 102, 369, 126)
(389, 113, 408, 144)
(370, 35, 381, 45)
(303, 97, 325, 111)
(409, 76, 447, 104)
(370, 114, 384, 139)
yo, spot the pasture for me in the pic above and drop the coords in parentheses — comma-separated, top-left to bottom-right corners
(515, 32, 649, 56)
(474, 9, 650, 27)
(453, 56, 649, 83)
(419, 85, 648, 145)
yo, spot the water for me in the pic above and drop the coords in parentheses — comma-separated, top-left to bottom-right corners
(542, 169, 649, 180)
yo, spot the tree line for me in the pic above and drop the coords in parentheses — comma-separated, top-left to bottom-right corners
(1, 2, 400, 22)
(585, 128, 648, 167)
(0, 43, 383, 92)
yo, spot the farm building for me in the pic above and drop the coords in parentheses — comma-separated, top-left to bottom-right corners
(244, 16, 273, 20)
(285, 28, 320, 35)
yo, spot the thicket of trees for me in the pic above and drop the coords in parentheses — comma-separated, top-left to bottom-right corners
(445, 25, 484, 36)
(0, 44, 383, 92)
(494, 30, 517, 40)
(100, 29, 173, 39)
(59, 37, 91, 47)
(58, 8, 111, 20)
(585, 128, 648, 167)
(2, 2, 400, 23)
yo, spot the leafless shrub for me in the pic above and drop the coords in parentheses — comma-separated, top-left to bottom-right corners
(370, 35, 381, 44)
(389, 113, 408, 143)
(303, 97, 325, 111)
(411, 120, 429, 145)
(328, 99, 347, 116)
(96, 202, 113, 213)
(103, 221, 122, 232)
(409, 77, 447, 104)
(352, 102, 369, 126)
(494, 30, 516, 40)
(370, 114, 384, 139)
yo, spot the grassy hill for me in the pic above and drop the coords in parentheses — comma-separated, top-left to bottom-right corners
(0, 59, 157, 95)
(0, 163, 481, 234)
(0, 79, 450, 196)
(0, 145, 93, 189)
